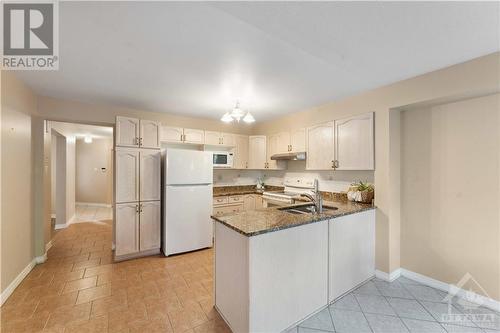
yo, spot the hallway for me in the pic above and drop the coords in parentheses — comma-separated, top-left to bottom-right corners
(0, 221, 229, 333)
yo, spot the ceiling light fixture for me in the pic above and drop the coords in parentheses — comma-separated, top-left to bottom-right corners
(220, 102, 255, 124)
(84, 135, 93, 143)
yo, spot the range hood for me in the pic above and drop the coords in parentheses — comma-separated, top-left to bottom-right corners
(270, 152, 306, 161)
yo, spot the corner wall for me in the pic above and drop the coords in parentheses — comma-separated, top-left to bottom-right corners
(401, 94, 500, 300)
(1, 72, 38, 293)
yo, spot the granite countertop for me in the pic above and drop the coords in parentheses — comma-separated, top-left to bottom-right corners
(211, 200, 375, 237)
(213, 185, 284, 197)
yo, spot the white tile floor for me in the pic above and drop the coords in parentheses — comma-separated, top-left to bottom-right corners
(287, 277, 500, 333)
(74, 203, 113, 223)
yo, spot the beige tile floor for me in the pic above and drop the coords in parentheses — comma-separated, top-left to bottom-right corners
(0, 220, 230, 333)
(74, 204, 113, 223)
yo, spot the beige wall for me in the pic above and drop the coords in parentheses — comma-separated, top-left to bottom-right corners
(1, 71, 38, 292)
(76, 137, 113, 205)
(401, 94, 499, 300)
(252, 52, 500, 275)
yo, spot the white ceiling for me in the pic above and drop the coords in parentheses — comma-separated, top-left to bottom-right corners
(16, 2, 499, 122)
(51, 121, 113, 140)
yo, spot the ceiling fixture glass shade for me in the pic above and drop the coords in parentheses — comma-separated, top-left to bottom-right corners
(221, 112, 233, 123)
(243, 112, 255, 123)
(220, 102, 256, 123)
(84, 135, 93, 143)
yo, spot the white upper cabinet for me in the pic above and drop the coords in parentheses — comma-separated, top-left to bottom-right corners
(115, 203, 139, 256)
(183, 128, 205, 144)
(275, 132, 291, 154)
(221, 133, 235, 146)
(306, 122, 335, 170)
(116, 117, 160, 148)
(140, 120, 160, 148)
(248, 136, 267, 169)
(161, 126, 184, 143)
(139, 150, 161, 202)
(115, 148, 140, 203)
(116, 116, 140, 147)
(139, 201, 161, 251)
(335, 112, 374, 170)
(266, 134, 285, 169)
(204, 131, 235, 146)
(204, 131, 221, 145)
(290, 128, 306, 152)
(233, 135, 249, 169)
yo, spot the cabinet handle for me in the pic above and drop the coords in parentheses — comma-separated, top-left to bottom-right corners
(334, 160, 339, 169)
(139, 137, 143, 146)
(331, 160, 335, 169)
(135, 137, 139, 146)
(136, 204, 140, 213)
(139, 204, 143, 213)
(221, 137, 224, 145)
(245, 162, 248, 169)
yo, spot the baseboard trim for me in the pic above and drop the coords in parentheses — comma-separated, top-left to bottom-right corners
(376, 268, 500, 312)
(45, 240, 53, 252)
(375, 268, 401, 282)
(35, 253, 47, 264)
(0, 259, 36, 306)
(76, 202, 112, 208)
(54, 223, 67, 230)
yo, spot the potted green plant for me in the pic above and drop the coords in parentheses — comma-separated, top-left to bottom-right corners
(347, 181, 374, 204)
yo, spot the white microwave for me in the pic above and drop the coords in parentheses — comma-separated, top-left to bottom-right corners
(212, 151, 234, 168)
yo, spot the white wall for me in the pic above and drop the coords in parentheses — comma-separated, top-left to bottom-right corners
(75, 137, 113, 205)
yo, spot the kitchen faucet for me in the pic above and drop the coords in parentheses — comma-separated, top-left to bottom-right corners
(300, 179, 323, 213)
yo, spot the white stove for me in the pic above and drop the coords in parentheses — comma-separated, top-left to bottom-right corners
(262, 178, 317, 207)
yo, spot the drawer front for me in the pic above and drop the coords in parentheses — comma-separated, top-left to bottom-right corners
(213, 197, 229, 205)
(213, 204, 243, 216)
(228, 195, 244, 204)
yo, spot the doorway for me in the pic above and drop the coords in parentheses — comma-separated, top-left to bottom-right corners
(48, 121, 114, 238)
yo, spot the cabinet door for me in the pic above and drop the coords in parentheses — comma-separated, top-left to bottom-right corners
(306, 122, 334, 170)
(205, 131, 221, 145)
(255, 195, 264, 209)
(266, 134, 280, 169)
(335, 112, 374, 170)
(116, 116, 139, 147)
(140, 120, 160, 148)
(140, 150, 161, 201)
(243, 194, 256, 211)
(329, 210, 375, 302)
(115, 203, 139, 256)
(221, 133, 235, 146)
(290, 128, 306, 152)
(277, 131, 291, 153)
(139, 201, 161, 251)
(161, 126, 183, 143)
(248, 136, 267, 169)
(233, 135, 249, 169)
(183, 128, 205, 144)
(115, 148, 139, 203)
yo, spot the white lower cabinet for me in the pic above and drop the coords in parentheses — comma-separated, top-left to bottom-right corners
(115, 200, 161, 259)
(329, 209, 375, 302)
(139, 201, 161, 251)
(115, 203, 139, 256)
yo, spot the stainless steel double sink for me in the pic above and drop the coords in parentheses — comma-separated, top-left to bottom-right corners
(278, 204, 338, 215)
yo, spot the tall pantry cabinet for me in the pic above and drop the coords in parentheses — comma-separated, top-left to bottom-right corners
(114, 116, 161, 261)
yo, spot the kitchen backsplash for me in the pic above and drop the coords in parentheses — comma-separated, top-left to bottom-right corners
(213, 161, 374, 193)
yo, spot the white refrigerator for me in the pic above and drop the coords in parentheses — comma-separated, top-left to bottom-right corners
(162, 149, 213, 256)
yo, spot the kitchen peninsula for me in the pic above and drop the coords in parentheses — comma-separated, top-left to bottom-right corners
(212, 200, 376, 333)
